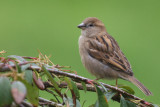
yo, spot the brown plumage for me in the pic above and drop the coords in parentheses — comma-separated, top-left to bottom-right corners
(78, 17, 152, 96)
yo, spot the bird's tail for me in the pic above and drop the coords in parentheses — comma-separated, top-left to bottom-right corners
(128, 76, 152, 96)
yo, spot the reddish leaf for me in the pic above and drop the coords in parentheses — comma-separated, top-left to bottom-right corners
(33, 72, 45, 90)
(11, 81, 26, 104)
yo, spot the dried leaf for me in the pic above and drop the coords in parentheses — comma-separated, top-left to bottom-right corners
(33, 72, 45, 90)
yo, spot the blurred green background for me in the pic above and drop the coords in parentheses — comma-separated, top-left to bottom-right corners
(0, 0, 160, 106)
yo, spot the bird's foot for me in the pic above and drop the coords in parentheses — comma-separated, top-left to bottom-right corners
(86, 80, 95, 86)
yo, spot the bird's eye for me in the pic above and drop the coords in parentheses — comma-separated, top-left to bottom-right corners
(89, 24, 94, 27)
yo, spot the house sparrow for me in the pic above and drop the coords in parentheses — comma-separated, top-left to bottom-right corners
(77, 17, 152, 96)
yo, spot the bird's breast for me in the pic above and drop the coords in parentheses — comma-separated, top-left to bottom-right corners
(78, 36, 119, 79)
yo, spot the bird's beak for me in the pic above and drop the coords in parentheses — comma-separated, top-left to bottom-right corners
(77, 23, 86, 29)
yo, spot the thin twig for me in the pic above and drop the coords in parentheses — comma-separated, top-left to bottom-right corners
(44, 82, 100, 92)
(39, 97, 63, 107)
(21, 101, 33, 107)
(45, 89, 61, 103)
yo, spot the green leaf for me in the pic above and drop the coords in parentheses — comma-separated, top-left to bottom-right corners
(120, 95, 127, 107)
(89, 104, 95, 107)
(21, 63, 31, 71)
(71, 80, 80, 101)
(21, 79, 39, 106)
(64, 77, 80, 106)
(99, 83, 116, 101)
(94, 101, 99, 107)
(120, 95, 136, 107)
(96, 86, 109, 107)
(63, 97, 81, 107)
(0, 77, 13, 107)
(16, 63, 22, 73)
(99, 83, 108, 93)
(11, 81, 26, 104)
(81, 81, 87, 93)
(42, 66, 59, 90)
(119, 85, 135, 94)
(64, 77, 72, 89)
(105, 91, 117, 101)
(7, 55, 26, 62)
(24, 70, 33, 84)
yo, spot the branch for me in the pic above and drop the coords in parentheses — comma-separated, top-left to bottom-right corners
(0, 62, 153, 107)
(20, 97, 63, 107)
(21, 101, 33, 107)
(44, 82, 99, 92)
(44, 82, 151, 107)
(39, 97, 63, 107)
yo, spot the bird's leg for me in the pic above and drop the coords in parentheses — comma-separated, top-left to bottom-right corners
(116, 79, 118, 88)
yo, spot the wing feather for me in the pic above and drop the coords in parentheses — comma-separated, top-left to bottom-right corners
(88, 34, 133, 76)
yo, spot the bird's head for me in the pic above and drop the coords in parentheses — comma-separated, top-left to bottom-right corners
(77, 17, 106, 37)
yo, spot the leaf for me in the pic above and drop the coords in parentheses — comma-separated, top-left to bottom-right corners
(63, 97, 81, 107)
(33, 72, 45, 90)
(125, 99, 136, 107)
(24, 70, 33, 84)
(99, 83, 108, 93)
(119, 85, 135, 94)
(98, 83, 116, 101)
(71, 80, 80, 101)
(96, 86, 109, 107)
(42, 66, 59, 90)
(120, 95, 127, 107)
(0, 77, 13, 107)
(16, 63, 22, 73)
(120, 95, 136, 107)
(7, 55, 26, 62)
(81, 81, 87, 93)
(64, 77, 72, 89)
(21, 79, 39, 106)
(105, 91, 117, 101)
(21, 63, 31, 71)
(94, 101, 99, 107)
(89, 104, 95, 107)
(64, 77, 80, 106)
(11, 81, 26, 104)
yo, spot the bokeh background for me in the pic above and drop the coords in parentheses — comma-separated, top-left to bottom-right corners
(0, 0, 160, 106)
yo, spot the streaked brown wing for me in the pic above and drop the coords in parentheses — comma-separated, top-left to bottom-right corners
(87, 34, 133, 76)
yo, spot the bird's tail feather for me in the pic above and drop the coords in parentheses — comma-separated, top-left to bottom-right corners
(128, 76, 152, 96)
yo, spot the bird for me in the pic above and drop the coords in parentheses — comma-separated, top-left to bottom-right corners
(77, 17, 152, 96)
